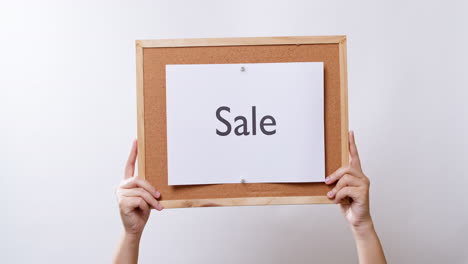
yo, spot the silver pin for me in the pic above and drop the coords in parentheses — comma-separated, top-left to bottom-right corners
(240, 178, 246, 183)
(240, 66, 246, 72)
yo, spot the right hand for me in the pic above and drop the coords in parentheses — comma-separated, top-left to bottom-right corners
(116, 140, 163, 236)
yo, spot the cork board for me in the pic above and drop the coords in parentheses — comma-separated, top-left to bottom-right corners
(136, 36, 348, 208)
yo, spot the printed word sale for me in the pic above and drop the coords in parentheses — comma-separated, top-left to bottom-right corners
(215, 106, 277, 136)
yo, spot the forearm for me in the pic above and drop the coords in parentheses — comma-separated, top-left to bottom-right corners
(352, 221, 386, 264)
(113, 232, 142, 264)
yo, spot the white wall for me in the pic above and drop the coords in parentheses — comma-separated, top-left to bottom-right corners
(1, 0, 467, 263)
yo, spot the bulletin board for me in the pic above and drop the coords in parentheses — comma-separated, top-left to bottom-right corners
(136, 36, 348, 208)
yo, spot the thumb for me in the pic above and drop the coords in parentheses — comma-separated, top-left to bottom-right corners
(348, 131, 362, 170)
(124, 139, 138, 179)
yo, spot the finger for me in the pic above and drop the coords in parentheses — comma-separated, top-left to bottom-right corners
(349, 131, 362, 170)
(325, 166, 361, 184)
(334, 186, 361, 204)
(120, 197, 145, 214)
(137, 197, 150, 212)
(120, 177, 161, 199)
(327, 174, 362, 198)
(120, 188, 163, 211)
(124, 139, 138, 179)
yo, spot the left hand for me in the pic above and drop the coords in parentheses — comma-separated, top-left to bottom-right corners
(325, 131, 372, 229)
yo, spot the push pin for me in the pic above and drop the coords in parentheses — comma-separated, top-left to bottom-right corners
(240, 66, 246, 72)
(240, 178, 246, 183)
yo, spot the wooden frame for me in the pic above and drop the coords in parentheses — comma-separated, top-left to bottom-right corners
(136, 36, 348, 208)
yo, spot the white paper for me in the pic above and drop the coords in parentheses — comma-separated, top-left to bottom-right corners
(166, 62, 324, 185)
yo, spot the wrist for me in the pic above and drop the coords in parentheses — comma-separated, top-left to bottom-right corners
(123, 231, 142, 244)
(114, 231, 142, 264)
(351, 219, 376, 240)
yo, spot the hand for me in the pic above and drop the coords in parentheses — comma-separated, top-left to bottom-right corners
(116, 140, 163, 236)
(325, 131, 372, 230)
(325, 131, 386, 263)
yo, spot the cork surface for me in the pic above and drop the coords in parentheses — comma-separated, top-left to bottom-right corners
(142, 43, 343, 201)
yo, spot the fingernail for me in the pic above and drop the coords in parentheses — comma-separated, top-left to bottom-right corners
(327, 191, 334, 197)
(325, 177, 331, 184)
(154, 191, 160, 198)
(157, 204, 164, 210)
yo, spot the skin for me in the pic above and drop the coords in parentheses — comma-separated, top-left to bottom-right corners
(325, 131, 386, 264)
(113, 131, 386, 264)
(113, 140, 163, 264)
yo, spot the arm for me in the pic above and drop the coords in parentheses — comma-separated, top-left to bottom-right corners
(114, 233, 143, 264)
(113, 140, 164, 264)
(325, 131, 386, 264)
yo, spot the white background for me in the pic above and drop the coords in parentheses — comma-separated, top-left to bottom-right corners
(166, 63, 324, 185)
(1, 0, 467, 263)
